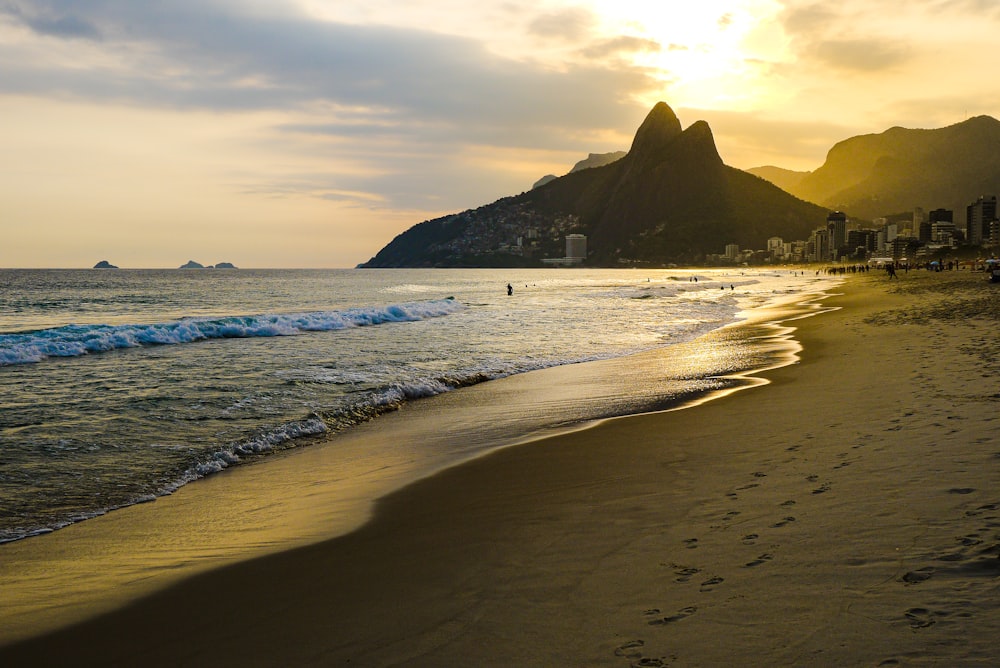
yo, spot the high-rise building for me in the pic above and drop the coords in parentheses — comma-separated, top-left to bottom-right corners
(966, 196, 997, 246)
(827, 211, 847, 260)
(809, 227, 830, 262)
(565, 234, 587, 260)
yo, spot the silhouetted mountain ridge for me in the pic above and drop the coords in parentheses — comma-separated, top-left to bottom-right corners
(361, 102, 830, 267)
(533, 151, 628, 189)
(745, 166, 810, 193)
(758, 115, 1000, 220)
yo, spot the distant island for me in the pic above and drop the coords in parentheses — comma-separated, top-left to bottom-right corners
(93, 260, 118, 269)
(179, 260, 238, 269)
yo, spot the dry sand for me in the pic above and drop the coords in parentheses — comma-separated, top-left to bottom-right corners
(2, 269, 999, 666)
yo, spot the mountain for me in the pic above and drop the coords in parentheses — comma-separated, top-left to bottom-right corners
(771, 116, 1000, 220)
(361, 103, 830, 267)
(532, 151, 627, 189)
(745, 166, 810, 193)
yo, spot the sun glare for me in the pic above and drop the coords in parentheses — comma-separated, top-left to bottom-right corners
(585, 0, 781, 110)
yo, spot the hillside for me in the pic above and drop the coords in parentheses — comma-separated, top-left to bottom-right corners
(745, 166, 810, 193)
(774, 116, 1000, 220)
(361, 103, 830, 267)
(532, 151, 627, 189)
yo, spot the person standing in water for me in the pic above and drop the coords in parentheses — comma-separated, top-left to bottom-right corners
(507, 283, 513, 296)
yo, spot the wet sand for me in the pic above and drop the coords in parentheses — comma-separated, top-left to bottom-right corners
(2, 269, 999, 666)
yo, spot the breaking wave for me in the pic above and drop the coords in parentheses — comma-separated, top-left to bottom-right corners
(0, 298, 464, 366)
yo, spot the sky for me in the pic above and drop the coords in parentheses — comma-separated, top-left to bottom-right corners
(3, 0, 999, 268)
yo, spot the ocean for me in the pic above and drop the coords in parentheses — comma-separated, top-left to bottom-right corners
(0, 267, 836, 545)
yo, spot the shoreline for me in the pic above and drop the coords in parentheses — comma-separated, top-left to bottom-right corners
(0, 276, 830, 646)
(5, 270, 1000, 665)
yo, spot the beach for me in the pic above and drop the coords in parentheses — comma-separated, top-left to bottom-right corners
(2, 268, 999, 666)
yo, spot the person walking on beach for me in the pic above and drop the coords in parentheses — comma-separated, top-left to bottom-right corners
(887, 264, 897, 279)
(507, 283, 513, 296)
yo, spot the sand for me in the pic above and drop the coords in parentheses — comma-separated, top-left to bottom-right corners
(2, 269, 999, 666)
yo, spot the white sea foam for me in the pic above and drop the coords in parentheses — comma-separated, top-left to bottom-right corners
(0, 298, 464, 366)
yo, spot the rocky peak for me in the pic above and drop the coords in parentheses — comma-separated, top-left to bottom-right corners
(627, 102, 683, 160)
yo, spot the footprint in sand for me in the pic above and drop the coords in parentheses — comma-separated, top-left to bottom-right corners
(771, 516, 796, 528)
(812, 482, 832, 494)
(899, 567, 935, 585)
(648, 606, 697, 625)
(683, 538, 699, 549)
(699, 576, 724, 592)
(806, 474, 819, 483)
(904, 607, 943, 629)
(741, 533, 759, 545)
(671, 566, 701, 583)
(965, 503, 999, 517)
(780, 499, 796, 507)
(614, 638, 671, 666)
(743, 553, 775, 568)
(614, 639, 645, 658)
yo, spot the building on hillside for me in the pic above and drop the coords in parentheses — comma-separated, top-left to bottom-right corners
(725, 243, 740, 260)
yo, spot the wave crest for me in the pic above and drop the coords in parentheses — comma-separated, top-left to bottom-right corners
(0, 298, 463, 366)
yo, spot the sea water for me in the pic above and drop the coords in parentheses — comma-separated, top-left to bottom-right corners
(0, 267, 835, 543)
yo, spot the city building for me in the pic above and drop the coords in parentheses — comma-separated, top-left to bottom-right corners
(827, 211, 847, 260)
(565, 234, 587, 260)
(966, 196, 997, 246)
(542, 234, 587, 266)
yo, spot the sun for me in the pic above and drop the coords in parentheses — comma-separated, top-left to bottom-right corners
(585, 0, 781, 110)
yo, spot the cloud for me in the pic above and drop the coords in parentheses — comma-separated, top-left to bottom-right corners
(776, 2, 916, 73)
(0, 1, 656, 128)
(780, 3, 838, 37)
(580, 35, 661, 60)
(527, 7, 597, 42)
(807, 38, 913, 72)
